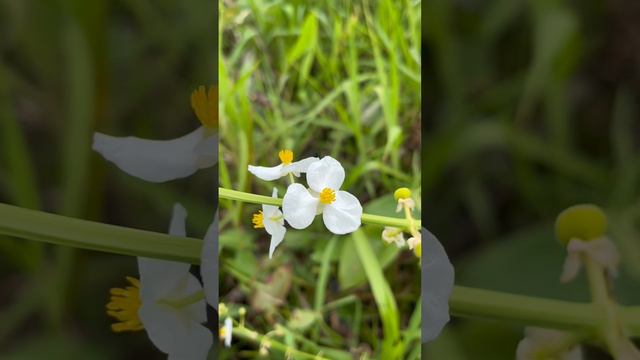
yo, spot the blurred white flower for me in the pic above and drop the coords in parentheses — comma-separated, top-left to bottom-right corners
(107, 204, 212, 359)
(407, 234, 421, 251)
(252, 188, 287, 258)
(560, 237, 620, 283)
(200, 214, 218, 308)
(220, 317, 233, 348)
(282, 156, 362, 234)
(248, 149, 318, 181)
(423, 228, 454, 343)
(93, 86, 217, 183)
(382, 226, 406, 247)
(516, 327, 582, 360)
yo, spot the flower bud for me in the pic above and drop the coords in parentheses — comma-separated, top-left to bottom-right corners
(555, 204, 607, 246)
(394, 187, 412, 200)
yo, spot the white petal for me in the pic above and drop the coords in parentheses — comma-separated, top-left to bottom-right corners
(138, 204, 190, 300)
(423, 228, 455, 343)
(282, 157, 319, 174)
(93, 127, 207, 183)
(282, 183, 319, 229)
(263, 188, 281, 217)
(322, 191, 362, 234)
(194, 133, 218, 169)
(248, 163, 285, 181)
(224, 317, 233, 347)
(200, 215, 218, 308)
(268, 224, 287, 259)
(139, 294, 212, 359)
(306, 156, 345, 193)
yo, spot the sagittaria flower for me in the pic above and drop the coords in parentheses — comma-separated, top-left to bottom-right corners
(248, 149, 318, 181)
(423, 228, 455, 343)
(282, 156, 362, 235)
(93, 86, 217, 183)
(252, 188, 287, 258)
(107, 204, 212, 359)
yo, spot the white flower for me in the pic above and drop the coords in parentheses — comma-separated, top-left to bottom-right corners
(252, 188, 287, 258)
(423, 228, 455, 343)
(93, 86, 217, 183)
(516, 327, 582, 360)
(282, 156, 362, 235)
(221, 317, 233, 348)
(248, 149, 319, 181)
(382, 227, 406, 247)
(200, 214, 217, 308)
(560, 237, 620, 283)
(107, 204, 212, 359)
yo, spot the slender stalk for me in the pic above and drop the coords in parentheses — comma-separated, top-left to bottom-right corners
(450, 286, 640, 337)
(232, 326, 330, 360)
(219, 187, 421, 229)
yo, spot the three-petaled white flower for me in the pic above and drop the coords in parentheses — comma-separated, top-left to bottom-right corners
(423, 228, 454, 343)
(248, 149, 318, 181)
(93, 86, 217, 183)
(252, 188, 287, 258)
(107, 204, 212, 359)
(282, 156, 362, 235)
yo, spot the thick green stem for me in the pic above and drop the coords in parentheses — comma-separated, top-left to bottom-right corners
(219, 187, 421, 229)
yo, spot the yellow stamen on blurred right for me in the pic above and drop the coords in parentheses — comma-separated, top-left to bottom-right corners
(191, 85, 218, 130)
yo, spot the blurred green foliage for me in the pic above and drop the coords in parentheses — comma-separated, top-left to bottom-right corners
(0, 0, 214, 358)
(219, 0, 421, 358)
(425, 0, 640, 358)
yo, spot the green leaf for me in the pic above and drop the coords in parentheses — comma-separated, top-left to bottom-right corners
(286, 13, 318, 65)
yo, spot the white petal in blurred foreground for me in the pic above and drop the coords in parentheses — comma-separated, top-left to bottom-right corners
(516, 327, 582, 360)
(423, 228, 455, 343)
(93, 127, 217, 183)
(201, 214, 218, 308)
(93, 86, 217, 182)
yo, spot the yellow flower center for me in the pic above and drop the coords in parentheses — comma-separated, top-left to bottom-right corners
(106, 276, 144, 332)
(319, 188, 336, 205)
(394, 187, 412, 200)
(252, 211, 265, 228)
(219, 327, 227, 340)
(278, 149, 293, 165)
(191, 85, 218, 130)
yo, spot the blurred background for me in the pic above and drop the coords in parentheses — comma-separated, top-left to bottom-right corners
(219, 0, 421, 358)
(0, 0, 215, 358)
(424, 0, 640, 358)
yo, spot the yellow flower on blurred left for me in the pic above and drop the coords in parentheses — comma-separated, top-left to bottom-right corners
(107, 276, 143, 332)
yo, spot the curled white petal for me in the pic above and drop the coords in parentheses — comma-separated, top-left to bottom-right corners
(263, 188, 282, 219)
(282, 183, 319, 229)
(200, 215, 218, 308)
(283, 157, 319, 174)
(224, 317, 233, 347)
(516, 327, 582, 360)
(194, 133, 218, 169)
(268, 224, 287, 259)
(139, 204, 190, 299)
(248, 164, 285, 181)
(93, 127, 211, 183)
(322, 191, 362, 234)
(306, 156, 345, 193)
(560, 237, 620, 283)
(423, 228, 454, 343)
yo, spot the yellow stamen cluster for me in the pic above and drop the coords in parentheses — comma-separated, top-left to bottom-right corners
(190, 85, 218, 130)
(219, 327, 227, 340)
(252, 211, 265, 228)
(319, 188, 336, 205)
(106, 276, 144, 332)
(279, 149, 294, 165)
(394, 187, 412, 200)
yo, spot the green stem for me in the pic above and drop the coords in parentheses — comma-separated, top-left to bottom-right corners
(232, 326, 330, 360)
(219, 187, 421, 229)
(450, 286, 640, 337)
